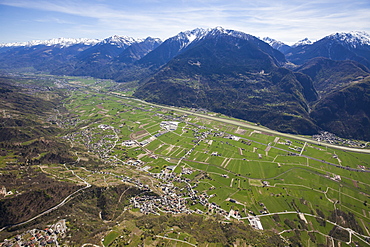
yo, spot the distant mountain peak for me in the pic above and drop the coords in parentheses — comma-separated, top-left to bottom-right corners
(0, 37, 101, 48)
(143, 37, 162, 43)
(292, 38, 312, 48)
(262, 37, 290, 52)
(100, 35, 137, 48)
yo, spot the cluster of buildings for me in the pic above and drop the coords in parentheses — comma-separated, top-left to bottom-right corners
(130, 182, 190, 215)
(131, 195, 161, 215)
(313, 131, 364, 147)
(0, 220, 67, 247)
(62, 124, 118, 159)
(131, 166, 239, 221)
(247, 216, 264, 230)
(131, 168, 194, 215)
(160, 121, 180, 131)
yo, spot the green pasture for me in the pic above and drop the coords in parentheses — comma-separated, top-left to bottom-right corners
(158, 132, 193, 146)
(227, 160, 289, 179)
(247, 133, 276, 143)
(144, 124, 163, 134)
(335, 149, 370, 168)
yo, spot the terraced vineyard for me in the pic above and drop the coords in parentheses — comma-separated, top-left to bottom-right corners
(0, 74, 369, 246)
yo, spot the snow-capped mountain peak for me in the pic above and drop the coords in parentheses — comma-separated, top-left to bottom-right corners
(263, 37, 287, 47)
(327, 31, 370, 48)
(177, 28, 208, 39)
(172, 28, 208, 49)
(292, 38, 312, 48)
(206, 27, 254, 41)
(0, 37, 101, 48)
(100, 35, 138, 48)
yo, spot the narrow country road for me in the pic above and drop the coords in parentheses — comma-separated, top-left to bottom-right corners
(155, 235, 197, 246)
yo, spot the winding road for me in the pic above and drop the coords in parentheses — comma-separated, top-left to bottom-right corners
(0, 164, 91, 232)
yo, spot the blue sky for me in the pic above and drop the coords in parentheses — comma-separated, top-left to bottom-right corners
(1, 0, 369, 44)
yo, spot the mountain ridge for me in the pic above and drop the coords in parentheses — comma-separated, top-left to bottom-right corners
(284, 31, 370, 68)
(2, 29, 369, 52)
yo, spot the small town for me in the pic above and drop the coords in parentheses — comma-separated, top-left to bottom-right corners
(130, 166, 265, 229)
(0, 220, 67, 247)
(313, 131, 367, 148)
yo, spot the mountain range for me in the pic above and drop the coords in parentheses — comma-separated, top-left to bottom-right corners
(1, 27, 369, 140)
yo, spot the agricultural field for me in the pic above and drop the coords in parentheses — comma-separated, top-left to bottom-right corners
(0, 74, 369, 246)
